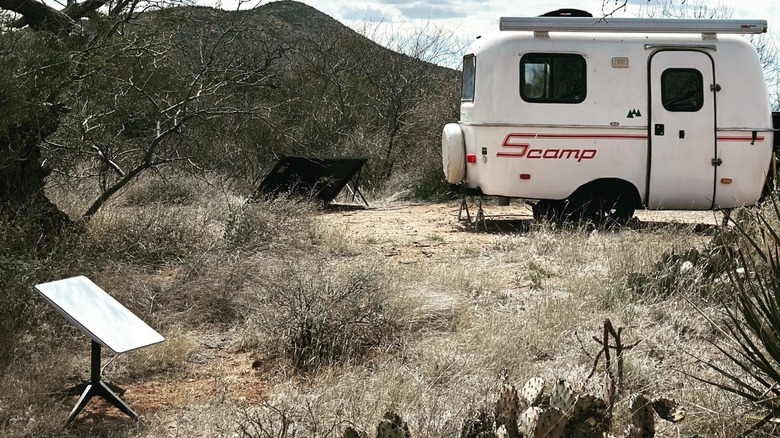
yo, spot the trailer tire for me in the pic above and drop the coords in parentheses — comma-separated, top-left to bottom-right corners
(532, 200, 566, 224)
(570, 187, 635, 228)
(442, 123, 466, 184)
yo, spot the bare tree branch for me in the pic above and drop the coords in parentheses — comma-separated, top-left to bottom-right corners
(1, 0, 111, 33)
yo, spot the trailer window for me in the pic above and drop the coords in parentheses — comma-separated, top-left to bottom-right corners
(462, 55, 476, 101)
(661, 68, 703, 112)
(520, 54, 586, 104)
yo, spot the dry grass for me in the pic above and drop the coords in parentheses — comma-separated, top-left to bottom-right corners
(2, 178, 777, 437)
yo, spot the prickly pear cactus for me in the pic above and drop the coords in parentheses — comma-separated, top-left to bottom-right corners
(494, 383, 521, 438)
(342, 426, 368, 438)
(520, 377, 545, 407)
(627, 393, 655, 438)
(518, 407, 542, 436)
(536, 407, 567, 438)
(550, 379, 576, 413)
(571, 393, 608, 421)
(624, 424, 644, 438)
(376, 411, 411, 438)
(568, 393, 609, 437)
(651, 397, 685, 423)
(602, 372, 616, 408)
(460, 409, 495, 438)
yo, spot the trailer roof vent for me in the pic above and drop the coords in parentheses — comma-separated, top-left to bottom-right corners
(540, 9, 592, 17)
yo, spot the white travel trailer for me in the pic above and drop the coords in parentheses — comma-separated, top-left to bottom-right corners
(442, 15, 778, 225)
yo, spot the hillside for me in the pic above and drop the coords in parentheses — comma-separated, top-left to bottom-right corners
(147, 1, 457, 75)
(122, 0, 460, 192)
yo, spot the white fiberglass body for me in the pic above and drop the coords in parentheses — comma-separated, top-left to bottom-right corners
(443, 17, 774, 220)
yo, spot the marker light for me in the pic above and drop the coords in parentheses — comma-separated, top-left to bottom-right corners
(466, 154, 477, 164)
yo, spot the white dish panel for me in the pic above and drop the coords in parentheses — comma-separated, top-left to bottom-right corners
(35, 276, 164, 353)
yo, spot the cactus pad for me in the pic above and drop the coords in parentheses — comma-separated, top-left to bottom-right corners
(652, 397, 686, 423)
(376, 411, 411, 438)
(571, 393, 607, 419)
(342, 426, 368, 438)
(550, 379, 575, 413)
(494, 383, 520, 437)
(495, 384, 520, 420)
(568, 393, 608, 435)
(536, 407, 567, 438)
(602, 372, 616, 408)
(460, 409, 495, 438)
(518, 407, 542, 436)
(520, 377, 545, 407)
(628, 393, 655, 437)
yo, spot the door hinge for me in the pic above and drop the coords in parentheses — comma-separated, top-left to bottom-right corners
(711, 84, 722, 92)
(712, 158, 723, 166)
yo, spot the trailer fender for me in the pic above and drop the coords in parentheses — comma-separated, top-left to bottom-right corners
(442, 123, 466, 184)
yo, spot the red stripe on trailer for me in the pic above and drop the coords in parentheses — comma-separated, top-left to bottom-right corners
(717, 136, 765, 142)
(503, 133, 648, 143)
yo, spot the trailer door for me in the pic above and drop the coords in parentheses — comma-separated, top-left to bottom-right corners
(648, 50, 716, 209)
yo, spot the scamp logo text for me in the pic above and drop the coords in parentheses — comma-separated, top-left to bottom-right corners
(499, 134, 597, 162)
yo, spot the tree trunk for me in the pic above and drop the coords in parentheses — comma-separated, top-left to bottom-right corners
(0, 0, 113, 233)
(0, 106, 72, 233)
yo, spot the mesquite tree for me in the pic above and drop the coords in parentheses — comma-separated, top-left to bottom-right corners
(0, 1, 284, 231)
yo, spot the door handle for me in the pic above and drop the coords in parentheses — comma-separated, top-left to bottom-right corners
(655, 124, 665, 136)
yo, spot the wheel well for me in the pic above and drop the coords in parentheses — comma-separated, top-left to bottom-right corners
(570, 178, 642, 208)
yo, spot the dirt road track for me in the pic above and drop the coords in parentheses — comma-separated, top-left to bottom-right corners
(320, 200, 723, 262)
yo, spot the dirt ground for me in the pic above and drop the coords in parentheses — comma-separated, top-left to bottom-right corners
(319, 200, 723, 261)
(68, 200, 726, 430)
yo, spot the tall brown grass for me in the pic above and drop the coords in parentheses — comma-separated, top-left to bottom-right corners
(1, 177, 775, 436)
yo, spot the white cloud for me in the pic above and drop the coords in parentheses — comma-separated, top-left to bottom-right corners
(289, 0, 779, 40)
(202, 0, 780, 68)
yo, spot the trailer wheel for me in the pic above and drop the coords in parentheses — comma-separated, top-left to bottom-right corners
(442, 123, 466, 184)
(532, 200, 566, 224)
(570, 188, 634, 228)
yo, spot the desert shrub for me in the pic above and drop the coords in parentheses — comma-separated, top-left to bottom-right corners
(122, 174, 201, 206)
(223, 197, 316, 250)
(253, 259, 399, 371)
(626, 247, 707, 296)
(0, 211, 91, 370)
(625, 229, 737, 298)
(85, 204, 213, 266)
(694, 201, 780, 423)
(118, 329, 197, 378)
(236, 398, 343, 438)
(407, 148, 453, 200)
(0, 257, 47, 370)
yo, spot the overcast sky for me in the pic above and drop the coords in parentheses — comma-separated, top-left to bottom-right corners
(278, 0, 780, 41)
(201, 0, 780, 66)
